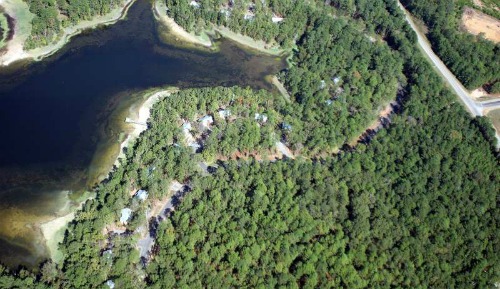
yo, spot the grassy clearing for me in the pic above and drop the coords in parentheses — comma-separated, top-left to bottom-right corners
(487, 108, 500, 133)
(4, 0, 33, 39)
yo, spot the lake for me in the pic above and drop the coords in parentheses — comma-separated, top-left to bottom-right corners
(0, 0, 284, 268)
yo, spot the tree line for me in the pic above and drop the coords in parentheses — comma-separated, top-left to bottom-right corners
(24, 0, 126, 49)
(0, 0, 498, 288)
(400, 0, 500, 91)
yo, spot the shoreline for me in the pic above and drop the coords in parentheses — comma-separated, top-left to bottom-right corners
(114, 89, 175, 168)
(153, 0, 212, 48)
(38, 88, 175, 263)
(212, 26, 286, 56)
(39, 212, 75, 263)
(0, 0, 135, 66)
(153, 0, 287, 56)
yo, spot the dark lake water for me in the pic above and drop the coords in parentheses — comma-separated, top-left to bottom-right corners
(0, 0, 284, 268)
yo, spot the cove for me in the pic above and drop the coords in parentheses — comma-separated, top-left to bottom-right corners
(0, 0, 285, 268)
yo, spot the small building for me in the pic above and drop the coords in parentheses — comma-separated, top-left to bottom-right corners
(120, 208, 132, 224)
(218, 109, 231, 119)
(255, 113, 268, 123)
(182, 122, 192, 131)
(272, 14, 284, 23)
(319, 80, 326, 89)
(170, 181, 184, 192)
(135, 190, 148, 201)
(102, 249, 113, 259)
(244, 12, 255, 21)
(189, 0, 200, 8)
(282, 122, 292, 131)
(198, 115, 214, 129)
(189, 141, 201, 150)
(325, 99, 333, 106)
(106, 280, 115, 289)
(332, 77, 341, 84)
(220, 8, 231, 19)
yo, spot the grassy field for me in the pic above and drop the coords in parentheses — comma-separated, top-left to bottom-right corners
(1, 0, 34, 45)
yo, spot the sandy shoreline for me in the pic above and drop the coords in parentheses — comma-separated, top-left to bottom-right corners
(37, 89, 174, 263)
(40, 212, 74, 262)
(0, 0, 135, 66)
(153, 0, 286, 56)
(213, 26, 285, 56)
(153, 0, 212, 48)
(114, 89, 175, 167)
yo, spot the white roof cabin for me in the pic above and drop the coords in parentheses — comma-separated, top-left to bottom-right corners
(244, 13, 255, 20)
(182, 122, 192, 131)
(106, 280, 115, 289)
(198, 115, 214, 129)
(189, 1, 200, 8)
(120, 208, 132, 224)
(135, 190, 148, 201)
(103, 249, 113, 258)
(272, 15, 284, 23)
(255, 113, 268, 123)
(219, 109, 231, 119)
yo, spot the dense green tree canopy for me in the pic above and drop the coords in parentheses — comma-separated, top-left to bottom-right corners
(400, 0, 500, 90)
(1, 0, 498, 288)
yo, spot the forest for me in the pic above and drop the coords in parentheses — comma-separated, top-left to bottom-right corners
(0, 0, 499, 288)
(400, 0, 500, 91)
(24, 0, 126, 48)
(167, 0, 409, 152)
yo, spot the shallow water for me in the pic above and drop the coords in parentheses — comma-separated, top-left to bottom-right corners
(0, 0, 284, 268)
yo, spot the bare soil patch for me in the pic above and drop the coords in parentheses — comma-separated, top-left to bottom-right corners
(461, 7, 500, 43)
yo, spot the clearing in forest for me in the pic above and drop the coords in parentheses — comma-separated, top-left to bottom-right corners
(487, 108, 500, 134)
(461, 7, 500, 43)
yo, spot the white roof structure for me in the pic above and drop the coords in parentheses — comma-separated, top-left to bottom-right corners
(272, 15, 284, 23)
(170, 181, 184, 192)
(219, 109, 231, 119)
(189, 1, 200, 8)
(106, 280, 115, 289)
(220, 9, 231, 18)
(103, 249, 113, 258)
(255, 113, 268, 123)
(244, 13, 255, 20)
(198, 115, 214, 128)
(135, 190, 148, 201)
(189, 142, 201, 150)
(282, 122, 292, 131)
(120, 208, 132, 224)
(182, 122, 192, 131)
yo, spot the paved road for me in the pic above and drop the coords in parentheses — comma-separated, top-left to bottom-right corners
(397, 2, 500, 116)
(480, 99, 500, 109)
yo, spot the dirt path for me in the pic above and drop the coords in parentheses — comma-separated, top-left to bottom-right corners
(270, 75, 291, 101)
